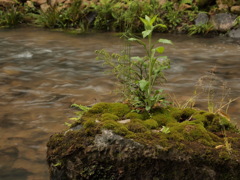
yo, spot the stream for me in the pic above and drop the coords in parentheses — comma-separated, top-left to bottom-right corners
(0, 28, 239, 180)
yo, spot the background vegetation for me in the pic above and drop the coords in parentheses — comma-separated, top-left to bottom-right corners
(0, 0, 240, 35)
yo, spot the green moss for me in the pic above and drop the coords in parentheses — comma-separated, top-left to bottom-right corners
(169, 121, 219, 146)
(83, 119, 97, 129)
(126, 119, 149, 133)
(143, 119, 159, 129)
(101, 113, 119, 121)
(125, 112, 144, 120)
(88, 102, 131, 117)
(152, 113, 177, 126)
(102, 120, 130, 136)
(171, 108, 197, 122)
(219, 151, 230, 161)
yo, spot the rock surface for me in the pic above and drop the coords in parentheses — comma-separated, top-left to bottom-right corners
(47, 128, 240, 180)
(211, 13, 236, 32)
(229, 27, 240, 38)
(46, 103, 240, 180)
(195, 13, 209, 25)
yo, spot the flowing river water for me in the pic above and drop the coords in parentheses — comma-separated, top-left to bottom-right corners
(0, 28, 239, 180)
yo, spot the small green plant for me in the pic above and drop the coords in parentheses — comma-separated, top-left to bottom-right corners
(161, 126, 170, 134)
(97, 15, 172, 112)
(65, 104, 90, 127)
(0, 6, 23, 27)
(234, 16, 240, 27)
(35, 0, 88, 29)
(188, 23, 213, 35)
(90, 0, 116, 31)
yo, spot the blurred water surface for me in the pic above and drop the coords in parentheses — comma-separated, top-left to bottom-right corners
(0, 28, 239, 179)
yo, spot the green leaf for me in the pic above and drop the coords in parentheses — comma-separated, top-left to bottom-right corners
(139, 79, 149, 91)
(142, 30, 152, 38)
(145, 106, 151, 112)
(128, 38, 139, 41)
(131, 56, 143, 62)
(156, 46, 165, 54)
(145, 15, 151, 22)
(64, 122, 72, 127)
(71, 103, 90, 112)
(154, 24, 167, 29)
(150, 15, 158, 25)
(128, 38, 145, 46)
(161, 126, 170, 134)
(158, 39, 173, 44)
(140, 17, 149, 26)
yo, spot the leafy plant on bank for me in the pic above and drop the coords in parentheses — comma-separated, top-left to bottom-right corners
(188, 23, 214, 35)
(96, 15, 172, 112)
(35, 0, 88, 29)
(0, 6, 23, 27)
(90, 0, 116, 31)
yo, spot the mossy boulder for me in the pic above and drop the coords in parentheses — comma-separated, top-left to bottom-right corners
(47, 102, 240, 180)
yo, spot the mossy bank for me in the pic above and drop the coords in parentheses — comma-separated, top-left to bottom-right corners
(1, 0, 240, 37)
(47, 102, 240, 180)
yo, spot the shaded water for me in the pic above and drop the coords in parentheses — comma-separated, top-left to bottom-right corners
(0, 28, 239, 180)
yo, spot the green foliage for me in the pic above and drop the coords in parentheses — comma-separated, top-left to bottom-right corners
(34, 0, 88, 30)
(71, 103, 90, 111)
(160, 126, 170, 134)
(164, 10, 182, 29)
(188, 23, 214, 35)
(90, 0, 116, 31)
(97, 15, 172, 112)
(0, 6, 23, 27)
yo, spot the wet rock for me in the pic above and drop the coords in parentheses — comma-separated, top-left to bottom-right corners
(47, 102, 240, 180)
(195, 13, 209, 25)
(211, 13, 237, 32)
(229, 27, 240, 38)
(47, 129, 240, 180)
(40, 3, 50, 12)
(231, 6, 240, 14)
(216, 0, 235, 8)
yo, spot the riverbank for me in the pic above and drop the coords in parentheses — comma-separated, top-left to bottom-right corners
(1, 0, 240, 37)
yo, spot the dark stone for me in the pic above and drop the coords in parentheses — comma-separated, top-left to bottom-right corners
(211, 13, 237, 32)
(195, 13, 209, 25)
(229, 27, 240, 38)
(47, 129, 240, 180)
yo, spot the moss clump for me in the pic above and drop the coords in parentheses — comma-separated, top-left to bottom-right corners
(125, 112, 144, 120)
(126, 119, 149, 133)
(83, 119, 97, 129)
(169, 121, 220, 146)
(88, 102, 131, 117)
(101, 113, 119, 121)
(102, 120, 130, 136)
(143, 119, 159, 129)
(69, 102, 239, 150)
(152, 113, 177, 126)
(219, 150, 231, 161)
